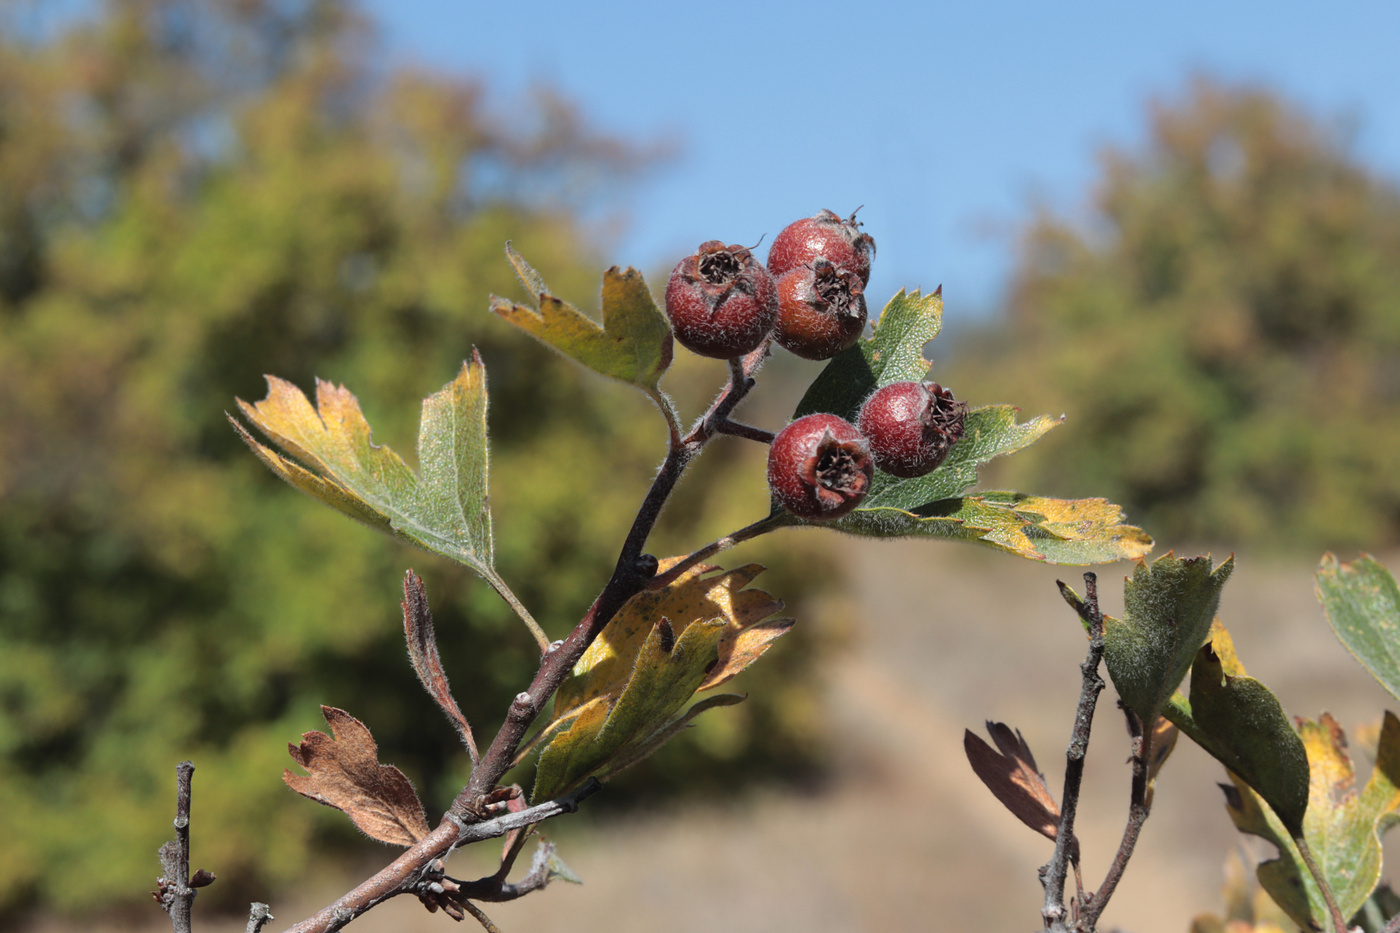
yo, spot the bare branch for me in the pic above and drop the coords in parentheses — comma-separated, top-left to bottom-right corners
(279, 779, 602, 933)
(155, 762, 203, 933)
(1041, 574, 1103, 933)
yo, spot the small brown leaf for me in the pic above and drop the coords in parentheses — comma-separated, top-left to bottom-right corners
(964, 722, 1076, 857)
(284, 706, 430, 846)
(402, 570, 478, 763)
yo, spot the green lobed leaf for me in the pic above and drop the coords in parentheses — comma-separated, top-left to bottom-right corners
(777, 288, 1151, 565)
(531, 619, 730, 801)
(779, 492, 1152, 564)
(490, 243, 673, 390)
(792, 288, 946, 422)
(1103, 553, 1233, 728)
(234, 353, 496, 577)
(1317, 553, 1400, 706)
(1167, 626, 1310, 836)
(1297, 712, 1400, 921)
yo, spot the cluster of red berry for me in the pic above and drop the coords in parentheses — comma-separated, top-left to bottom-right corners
(664, 209, 967, 522)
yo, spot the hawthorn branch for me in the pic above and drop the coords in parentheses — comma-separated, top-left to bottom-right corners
(155, 761, 201, 933)
(452, 346, 767, 811)
(279, 780, 601, 933)
(1080, 704, 1154, 930)
(1295, 834, 1349, 933)
(1041, 574, 1104, 933)
(283, 347, 768, 933)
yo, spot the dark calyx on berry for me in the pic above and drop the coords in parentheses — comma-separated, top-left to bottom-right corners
(767, 208, 876, 286)
(857, 380, 968, 478)
(773, 258, 868, 360)
(768, 413, 873, 520)
(664, 240, 777, 360)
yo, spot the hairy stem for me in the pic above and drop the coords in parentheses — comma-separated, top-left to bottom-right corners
(647, 514, 785, 591)
(1295, 834, 1349, 933)
(1041, 574, 1103, 933)
(485, 572, 550, 652)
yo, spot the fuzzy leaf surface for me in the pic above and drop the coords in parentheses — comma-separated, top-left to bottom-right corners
(491, 244, 672, 390)
(1317, 553, 1400, 705)
(233, 354, 496, 578)
(1103, 553, 1233, 727)
(284, 706, 430, 846)
(788, 491, 1152, 564)
(1167, 625, 1310, 835)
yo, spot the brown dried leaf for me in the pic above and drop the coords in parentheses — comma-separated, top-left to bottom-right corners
(284, 706, 430, 846)
(964, 722, 1075, 856)
(402, 570, 477, 762)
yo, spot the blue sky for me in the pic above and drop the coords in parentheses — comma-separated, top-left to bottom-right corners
(361, 1, 1400, 317)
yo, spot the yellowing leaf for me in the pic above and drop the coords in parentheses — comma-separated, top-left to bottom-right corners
(284, 706, 430, 847)
(231, 354, 543, 640)
(530, 561, 789, 802)
(491, 243, 672, 390)
(782, 491, 1152, 565)
(1220, 713, 1400, 931)
(531, 618, 731, 801)
(553, 560, 787, 717)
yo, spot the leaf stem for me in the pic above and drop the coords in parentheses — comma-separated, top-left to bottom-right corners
(1295, 834, 1349, 933)
(1041, 574, 1103, 933)
(485, 572, 550, 652)
(647, 515, 785, 591)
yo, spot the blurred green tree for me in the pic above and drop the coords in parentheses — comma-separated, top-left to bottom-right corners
(0, 0, 832, 916)
(953, 78, 1400, 551)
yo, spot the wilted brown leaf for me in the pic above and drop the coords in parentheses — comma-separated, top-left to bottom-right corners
(284, 706, 430, 846)
(964, 721, 1076, 857)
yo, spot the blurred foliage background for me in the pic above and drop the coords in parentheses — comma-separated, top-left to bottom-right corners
(5, 0, 1400, 926)
(950, 78, 1400, 551)
(0, 0, 837, 919)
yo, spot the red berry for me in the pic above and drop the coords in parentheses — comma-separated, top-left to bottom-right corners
(857, 381, 968, 478)
(767, 413, 873, 520)
(773, 259, 867, 360)
(664, 240, 777, 359)
(768, 209, 875, 285)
